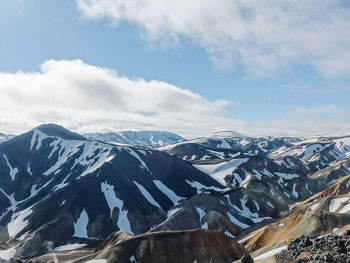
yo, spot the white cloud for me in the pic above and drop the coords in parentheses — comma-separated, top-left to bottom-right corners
(0, 59, 242, 136)
(1, 59, 349, 137)
(76, 0, 350, 77)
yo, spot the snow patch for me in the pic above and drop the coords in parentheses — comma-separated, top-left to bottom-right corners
(73, 209, 89, 238)
(254, 246, 288, 260)
(0, 246, 16, 260)
(101, 182, 133, 234)
(3, 154, 18, 181)
(194, 158, 249, 185)
(153, 180, 182, 205)
(54, 243, 87, 251)
(134, 181, 161, 209)
(329, 197, 349, 213)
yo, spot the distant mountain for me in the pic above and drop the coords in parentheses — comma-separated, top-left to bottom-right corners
(159, 134, 301, 162)
(84, 130, 186, 148)
(0, 132, 14, 144)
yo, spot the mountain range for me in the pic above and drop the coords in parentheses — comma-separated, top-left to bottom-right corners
(84, 131, 186, 148)
(0, 124, 350, 262)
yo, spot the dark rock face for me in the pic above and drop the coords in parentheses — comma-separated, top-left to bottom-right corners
(240, 253, 254, 263)
(275, 233, 350, 263)
(90, 229, 248, 263)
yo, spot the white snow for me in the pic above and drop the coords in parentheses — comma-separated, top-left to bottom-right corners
(230, 196, 271, 223)
(27, 163, 32, 175)
(304, 144, 325, 157)
(254, 246, 288, 260)
(310, 203, 320, 211)
(238, 233, 255, 244)
(30, 184, 39, 196)
(153, 180, 182, 205)
(240, 139, 250, 147)
(30, 129, 47, 151)
(292, 183, 299, 198)
(134, 181, 162, 209)
(126, 148, 151, 174)
(329, 197, 349, 213)
(75, 142, 114, 179)
(73, 209, 89, 238)
(196, 207, 206, 227)
(100, 182, 133, 234)
(224, 231, 235, 238)
(217, 139, 230, 148)
(44, 140, 83, 175)
(206, 150, 226, 159)
(339, 203, 350, 214)
(253, 200, 260, 210)
(0, 246, 16, 260)
(226, 212, 249, 228)
(54, 243, 87, 251)
(54, 174, 70, 191)
(185, 180, 222, 192)
(167, 207, 182, 217)
(278, 223, 285, 227)
(7, 206, 33, 238)
(275, 172, 299, 187)
(267, 202, 275, 209)
(130, 255, 137, 262)
(194, 158, 249, 185)
(84, 260, 107, 263)
(3, 154, 18, 181)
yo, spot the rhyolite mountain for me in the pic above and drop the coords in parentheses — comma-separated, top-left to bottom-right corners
(1, 125, 350, 262)
(84, 131, 186, 148)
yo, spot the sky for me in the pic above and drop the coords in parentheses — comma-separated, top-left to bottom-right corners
(0, 0, 350, 137)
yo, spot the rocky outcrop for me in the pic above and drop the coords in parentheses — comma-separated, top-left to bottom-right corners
(275, 233, 350, 262)
(83, 229, 248, 263)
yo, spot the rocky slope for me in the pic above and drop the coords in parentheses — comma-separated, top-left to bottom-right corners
(275, 233, 350, 263)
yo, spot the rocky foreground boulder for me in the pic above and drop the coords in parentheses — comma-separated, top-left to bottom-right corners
(275, 232, 350, 262)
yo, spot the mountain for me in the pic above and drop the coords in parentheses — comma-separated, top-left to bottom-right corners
(159, 134, 301, 162)
(0, 133, 14, 144)
(1, 125, 350, 262)
(84, 131, 186, 148)
(0, 124, 223, 259)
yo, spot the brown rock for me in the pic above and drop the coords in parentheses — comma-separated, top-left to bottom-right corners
(93, 229, 248, 263)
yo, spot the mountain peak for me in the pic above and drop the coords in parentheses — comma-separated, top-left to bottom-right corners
(34, 123, 86, 141)
(210, 130, 245, 138)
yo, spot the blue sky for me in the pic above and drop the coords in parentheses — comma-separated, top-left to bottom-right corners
(0, 0, 350, 136)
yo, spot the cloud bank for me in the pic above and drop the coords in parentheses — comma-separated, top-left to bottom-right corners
(0, 59, 242, 136)
(76, 0, 350, 77)
(0, 59, 349, 137)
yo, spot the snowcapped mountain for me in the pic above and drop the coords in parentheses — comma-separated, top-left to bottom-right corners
(0, 124, 222, 259)
(160, 134, 301, 162)
(84, 130, 186, 148)
(1, 125, 350, 262)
